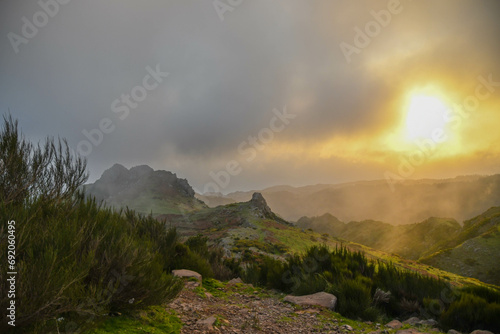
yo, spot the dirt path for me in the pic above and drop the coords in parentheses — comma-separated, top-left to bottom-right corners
(167, 280, 380, 334)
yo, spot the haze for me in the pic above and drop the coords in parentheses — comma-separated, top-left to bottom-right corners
(1, 0, 499, 193)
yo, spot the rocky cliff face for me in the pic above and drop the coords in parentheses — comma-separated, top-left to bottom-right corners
(248, 192, 290, 225)
(84, 164, 203, 215)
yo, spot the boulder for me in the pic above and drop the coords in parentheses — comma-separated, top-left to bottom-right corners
(341, 324, 354, 331)
(197, 316, 216, 330)
(447, 330, 461, 334)
(386, 320, 403, 329)
(396, 330, 424, 334)
(418, 319, 438, 327)
(228, 277, 243, 285)
(172, 269, 202, 282)
(403, 317, 421, 326)
(283, 292, 337, 310)
(470, 331, 494, 334)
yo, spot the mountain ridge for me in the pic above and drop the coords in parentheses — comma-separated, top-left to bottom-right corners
(197, 174, 500, 224)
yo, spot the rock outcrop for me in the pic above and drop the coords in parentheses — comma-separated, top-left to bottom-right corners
(84, 164, 204, 215)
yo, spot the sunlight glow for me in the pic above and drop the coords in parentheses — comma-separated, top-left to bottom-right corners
(405, 95, 449, 141)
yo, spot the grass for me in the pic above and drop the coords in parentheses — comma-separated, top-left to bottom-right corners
(82, 306, 182, 334)
(228, 215, 496, 289)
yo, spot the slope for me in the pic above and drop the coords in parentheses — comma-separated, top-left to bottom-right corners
(297, 215, 461, 260)
(420, 207, 500, 285)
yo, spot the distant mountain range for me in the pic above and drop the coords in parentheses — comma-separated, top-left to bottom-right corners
(296, 207, 500, 285)
(84, 165, 500, 286)
(197, 174, 500, 224)
(296, 215, 462, 260)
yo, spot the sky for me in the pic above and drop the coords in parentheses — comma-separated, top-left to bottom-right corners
(1, 0, 500, 194)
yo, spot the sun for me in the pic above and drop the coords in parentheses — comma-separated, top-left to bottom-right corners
(405, 94, 449, 141)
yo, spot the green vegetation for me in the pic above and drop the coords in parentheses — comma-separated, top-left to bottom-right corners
(232, 238, 288, 254)
(298, 215, 462, 260)
(82, 306, 182, 334)
(240, 244, 500, 332)
(3, 115, 498, 333)
(420, 208, 500, 285)
(0, 116, 231, 332)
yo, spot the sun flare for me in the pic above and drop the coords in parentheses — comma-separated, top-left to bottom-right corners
(405, 94, 449, 141)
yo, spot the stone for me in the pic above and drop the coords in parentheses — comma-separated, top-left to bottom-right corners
(447, 330, 461, 334)
(418, 319, 438, 327)
(386, 320, 403, 329)
(341, 324, 353, 331)
(403, 317, 421, 326)
(396, 329, 424, 334)
(470, 331, 494, 334)
(228, 277, 244, 285)
(197, 315, 216, 330)
(284, 292, 337, 310)
(172, 269, 202, 282)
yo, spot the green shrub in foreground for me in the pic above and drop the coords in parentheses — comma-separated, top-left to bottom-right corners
(440, 293, 500, 333)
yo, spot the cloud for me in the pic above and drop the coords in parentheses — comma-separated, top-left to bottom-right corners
(1, 0, 499, 191)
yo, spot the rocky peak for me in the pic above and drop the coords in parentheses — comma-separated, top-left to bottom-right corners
(249, 192, 274, 217)
(99, 163, 129, 183)
(129, 165, 154, 179)
(87, 164, 196, 201)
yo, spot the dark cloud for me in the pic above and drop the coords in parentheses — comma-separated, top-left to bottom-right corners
(1, 0, 499, 191)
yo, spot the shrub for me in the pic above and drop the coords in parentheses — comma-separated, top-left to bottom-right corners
(440, 293, 489, 332)
(332, 278, 374, 320)
(0, 116, 183, 332)
(171, 244, 214, 278)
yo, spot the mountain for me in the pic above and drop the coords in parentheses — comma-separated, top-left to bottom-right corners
(84, 164, 206, 215)
(420, 207, 500, 285)
(296, 215, 461, 260)
(163, 192, 487, 287)
(197, 174, 500, 224)
(85, 164, 498, 286)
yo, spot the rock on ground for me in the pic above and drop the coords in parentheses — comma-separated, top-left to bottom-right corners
(172, 269, 202, 282)
(386, 319, 403, 329)
(447, 330, 461, 334)
(197, 315, 216, 330)
(417, 319, 438, 327)
(227, 277, 243, 285)
(396, 329, 426, 334)
(403, 317, 421, 326)
(283, 292, 337, 310)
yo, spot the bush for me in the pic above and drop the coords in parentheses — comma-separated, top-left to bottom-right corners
(171, 244, 214, 278)
(332, 278, 375, 320)
(0, 116, 183, 332)
(440, 293, 499, 332)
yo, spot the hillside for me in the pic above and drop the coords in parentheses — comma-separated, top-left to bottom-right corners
(84, 164, 206, 215)
(296, 215, 461, 260)
(159, 193, 489, 288)
(197, 174, 500, 224)
(420, 207, 500, 285)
